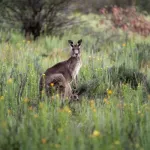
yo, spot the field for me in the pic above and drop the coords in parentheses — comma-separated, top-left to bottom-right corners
(0, 14, 150, 150)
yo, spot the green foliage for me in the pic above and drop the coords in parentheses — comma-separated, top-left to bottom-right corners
(1, 25, 150, 150)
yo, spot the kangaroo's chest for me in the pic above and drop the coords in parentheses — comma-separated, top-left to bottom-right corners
(72, 61, 82, 79)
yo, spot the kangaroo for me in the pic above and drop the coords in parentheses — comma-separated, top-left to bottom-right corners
(39, 39, 82, 101)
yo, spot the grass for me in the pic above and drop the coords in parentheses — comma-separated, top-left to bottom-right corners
(1, 21, 150, 150)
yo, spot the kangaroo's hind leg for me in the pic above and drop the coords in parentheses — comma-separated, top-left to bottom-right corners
(64, 83, 72, 99)
(45, 74, 67, 101)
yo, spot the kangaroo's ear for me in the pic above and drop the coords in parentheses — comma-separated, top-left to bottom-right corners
(78, 39, 82, 46)
(68, 40, 73, 47)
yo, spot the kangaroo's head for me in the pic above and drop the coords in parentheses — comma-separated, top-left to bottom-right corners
(68, 39, 82, 58)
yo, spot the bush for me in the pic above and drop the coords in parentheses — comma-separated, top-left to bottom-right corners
(0, 0, 71, 40)
(100, 6, 150, 37)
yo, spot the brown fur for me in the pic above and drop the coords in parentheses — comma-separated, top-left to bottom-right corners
(39, 39, 82, 101)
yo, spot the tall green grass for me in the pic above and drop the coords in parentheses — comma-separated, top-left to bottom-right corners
(0, 30, 150, 150)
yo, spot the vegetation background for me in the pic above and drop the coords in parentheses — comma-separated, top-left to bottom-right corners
(0, 0, 150, 150)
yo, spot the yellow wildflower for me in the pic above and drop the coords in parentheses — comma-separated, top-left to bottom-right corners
(103, 98, 110, 104)
(107, 89, 113, 95)
(90, 130, 101, 137)
(28, 40, 31, 44)
(103, 98, 107, 103)
(93, 130, 100, 137)
(34, 114, 38, 118)
(56, 94, 59, 98)
(50, 82, 54, 87)
(89, 100, 95, 108)
(41, 138, 47, 144)
(92, 108, 96, 112)
(67, 110, 72, 114)
(114, 140, 120, 145)
(23, 98, 29, 103)
(64, 106, 72, 114)
(7, 109, 12, 115)
(0, 96, 4, 101)
(58, 106, 72, 114)
(122, 43, 126, 47)
(7, 78, 13, 84)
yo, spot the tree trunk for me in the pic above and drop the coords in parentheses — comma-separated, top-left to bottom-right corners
(23, 20, 41, 41)
(25, 31, 31, 41)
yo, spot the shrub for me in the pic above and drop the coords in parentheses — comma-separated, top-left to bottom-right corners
(100, 6, 150, 37)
